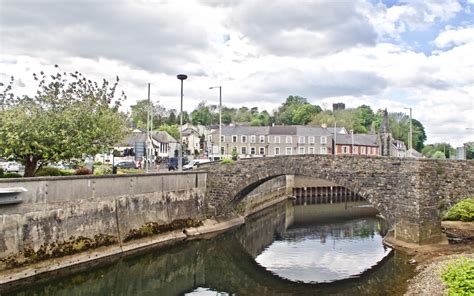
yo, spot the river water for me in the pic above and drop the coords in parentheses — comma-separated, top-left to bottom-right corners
(4, 200, 415, 296)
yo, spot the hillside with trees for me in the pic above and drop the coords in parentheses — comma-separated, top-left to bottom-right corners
(130, 95, 427, 153)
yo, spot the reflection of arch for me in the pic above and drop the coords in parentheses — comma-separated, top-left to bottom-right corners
(200, 232, 398, 295)
(204, 155, 474, 244)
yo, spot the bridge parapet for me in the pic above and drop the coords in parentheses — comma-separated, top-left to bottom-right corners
(201, 155, 474, 244)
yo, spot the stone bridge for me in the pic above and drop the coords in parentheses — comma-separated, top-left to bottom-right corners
(203, 155, 474, 244)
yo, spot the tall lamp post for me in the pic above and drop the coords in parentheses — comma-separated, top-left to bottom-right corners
(209, 86, 222, 160)
(334, 121, 338, 155)
(404, 107, 413, 151)
(177, 74, 188, 171)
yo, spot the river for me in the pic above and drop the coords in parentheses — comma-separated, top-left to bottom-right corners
(4, 200, 415, 295)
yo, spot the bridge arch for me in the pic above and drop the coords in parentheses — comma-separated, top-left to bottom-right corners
(203, 155, 474, 244)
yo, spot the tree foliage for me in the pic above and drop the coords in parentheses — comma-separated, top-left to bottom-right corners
(275, 95, 322, 125)
(130, 99, 167, 129)
(157, 124, 179, 141)
(422, 143, 455, 158)
(0, 68, 128, 176)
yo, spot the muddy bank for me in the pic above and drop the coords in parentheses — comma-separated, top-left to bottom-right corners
(384, 221, 473, 295)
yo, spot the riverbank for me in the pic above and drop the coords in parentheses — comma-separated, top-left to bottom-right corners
(384, 221, 473, 295)
(0, 216, 245, 292)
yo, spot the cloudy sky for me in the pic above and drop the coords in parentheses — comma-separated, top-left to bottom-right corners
(1, 0, 473, 146)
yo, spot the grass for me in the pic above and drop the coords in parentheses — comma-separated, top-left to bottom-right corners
(443, 198, 474, 222)
(441, 257, 474, 296)
(220, 158, 235, 165)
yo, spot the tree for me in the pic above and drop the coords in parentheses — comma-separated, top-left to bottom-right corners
(0, 68, 128, 176)
(432, 151, 446, 159)
(130, 99, 166, 129)
(157, 124, 179, 140)
(275, 95, 321, 125)
(166, 110, 177, 125)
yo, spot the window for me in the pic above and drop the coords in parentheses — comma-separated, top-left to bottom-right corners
(286, 147, 292, 155)
(250, 135, 256, 143)
(232, 135, 237, 143)
(361, 146, 366, 154)
(299, 147, 305, 154)
(354, 146, 358, 154)
(320, 147, 327, 154)
(208, 135, 212, 142)
(259, 135, 265, 143)
(220, 135, 225, 143)
(298, 136, 305, 144)
(220, 147, 225, 155)
(259, 147, 265, 155)
(241, 146, 247, 155)
(275, 136, 281, 144)
(342, 146, 350, 154)
(309, 136, 315, 144)
(274, 147, 280, 155)
(286, 136, 292, 144)
(321, 136, 327, 144)
(309, 147, 315, 154)
(241, 135, 247, 143)
(250, 147, 256, 155)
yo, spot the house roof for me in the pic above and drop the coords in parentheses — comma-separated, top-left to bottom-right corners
(392, 139, 407, 150)
(118, 130, 176, 146)
(215, 126, 270, 136)
(296, 126, 333, 136)
(269, 126, 297, 135)
(335, 134, 379, 147)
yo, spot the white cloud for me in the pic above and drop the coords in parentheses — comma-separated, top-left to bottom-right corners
(434, 26, 474, 48)
(0, 0, 473, 146)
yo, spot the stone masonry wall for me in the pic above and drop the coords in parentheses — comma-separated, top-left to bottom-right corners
(0, 172, 206, 259)
(203, 155, 474, 244)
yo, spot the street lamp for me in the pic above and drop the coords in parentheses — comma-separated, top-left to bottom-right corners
(209, 86, 222, 161)
(404, 107, 413, 151)
(177, 74, 188, 171)
(334, 121, 338, 155)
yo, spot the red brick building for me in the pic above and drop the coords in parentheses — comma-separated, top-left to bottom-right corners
(334, 134, 380, 156)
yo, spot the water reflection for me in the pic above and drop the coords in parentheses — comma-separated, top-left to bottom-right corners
(255, 217, 391, 283)
(3, 201, 414, 296)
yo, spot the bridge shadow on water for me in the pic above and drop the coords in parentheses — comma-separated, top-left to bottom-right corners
(4, 200, 416, 296)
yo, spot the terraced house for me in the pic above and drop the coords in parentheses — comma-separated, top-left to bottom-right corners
(208, 126, 346, 158)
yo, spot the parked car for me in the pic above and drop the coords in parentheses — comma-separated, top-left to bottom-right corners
(0, 161, 20, 172)
(183, 159, 210, 170)
(115, 161, 136, 169)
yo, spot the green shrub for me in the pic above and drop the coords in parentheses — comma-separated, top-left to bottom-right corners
(75, 167, 92, 175)
(59, 169, 75, 176)
(0, 172, 22, 178)
(35, 167, 62, 176)
(0, 168, 4, 177)
(443, 198, 474, 222)
(441, 257, 474, 296)
(93, 165, 112, 175)
(220, 158, 235, 165)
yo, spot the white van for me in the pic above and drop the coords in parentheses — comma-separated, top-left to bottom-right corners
(183, 159, 210, 170)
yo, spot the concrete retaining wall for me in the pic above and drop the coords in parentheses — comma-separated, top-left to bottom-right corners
(0, 172, 206, 259)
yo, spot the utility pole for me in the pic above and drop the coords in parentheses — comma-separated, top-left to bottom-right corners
(146, 83, 151, 173)
(334, 121, 337, 155)
(210, 86, 222, 160)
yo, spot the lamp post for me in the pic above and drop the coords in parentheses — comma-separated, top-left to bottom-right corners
(404, 107, 413, 151)
(209, 86, 222, 161)
(334, 121, 338, 155)
(177, 74, 188, 171)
